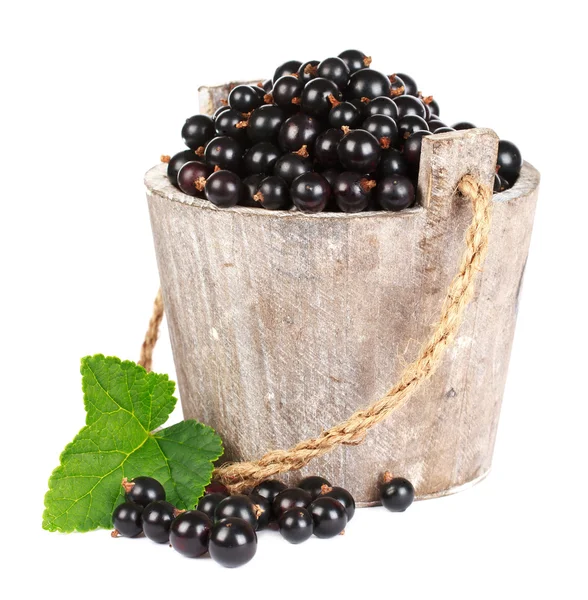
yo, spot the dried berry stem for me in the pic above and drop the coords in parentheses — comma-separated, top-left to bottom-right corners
(360, 97, 371, 104)
(253, 191, 264, 203)
(121, 477, 134, 493)
(160, 154, 171, 163)
(304, 63, 318, 77)
(291, 97, 302, 105)
(194, 176, 206, 191)
(383, 471, 394, 484)
(263, 93, 273, 104)
(293, 145, 309, 158)
(195, 146, 205, 157)
(328, 93, 341, 107)
(341, 125, 351, 135)
(111, 529, 120, 538)
(363, 56, 372, 67)
(360, 179, 377, 192)
(380, 137, 391, 149)
(320, 484, 333, 494)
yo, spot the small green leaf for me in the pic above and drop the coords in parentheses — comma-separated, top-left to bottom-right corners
(42, 355, 223, 533)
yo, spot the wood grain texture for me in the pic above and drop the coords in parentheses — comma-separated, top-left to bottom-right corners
(145, 85, 540, 505)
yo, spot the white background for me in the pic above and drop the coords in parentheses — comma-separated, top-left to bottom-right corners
(1, 1, 586, 597)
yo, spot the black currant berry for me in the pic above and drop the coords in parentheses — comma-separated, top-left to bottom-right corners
(274, 152, 313, 185)
(123, 476, 166, 507)
(398, 115, 429, 141)
(214, 108, 249, 142)
(308, 497, 348, 538)
(182, 115, 215, 150)
(347, 69, 391, 100)
(320, 168, 341, 190)
(378, 148, 409, 177)
(496, 140, 523, 184)
(291, 172, 331, 213)
(364, 96, 399, 120)
(348, 97, 370, 120)
(298, 60, 320, 83)
(250, 84, 266, 101)
(272, 75, 304, 109)
(328, 101, 361, 128)
(424, 96, 440, 118)
(362, 114, 399, 149)
(272, 487, 313, 518)
(319, 485, 356, 521)
(167, 150, 199, 188)
(333, 171, 376, 213)
(376, 176, 415, 211)
(247, 105, 286, 144)
(315, 128, 344, 168)
(251, 479, 288, 503)
(428, 119, 448, 132)
(317, 57, 350, 90)
(388, 74, 406, 97)
(205, 480, 230, 496)
(278, 113, 322, 153)
(301, 78, 342, 118)
(453, 121, 476, 130)
(404, 130, 432, 174)
(254, 175, 291, 210)
(215, 494, 259, 529)
(380, 473, 415, 512)
(273, 59, 302, 82)
(338, 49, 372, 74)
(297, 475, 332, 500)
(205, 169, 243, 208)
(337, 129, 381, 173)
(432, 127, 455, 134)
(142, 501, 176, 544)
(177, 160, 213, 198)
(395, 95, 427, 119)
(197, 492, 229, 520)
(396, 72, 418, 96)
(169, 510, 212, 558)
(493, 173, 508, 193)
(112, 502, 143, 538)
(249, 493, 272, 530)
(209, 517, 257, 568)
(242, 174, 264, 207)
(243, 141, 280, 175)
(204, 136, 243, 172)
(262, 78, 273, 92)
(228, 84, 263, 113)
(213, 105, 231, 120)
(278, 508, 314, 544)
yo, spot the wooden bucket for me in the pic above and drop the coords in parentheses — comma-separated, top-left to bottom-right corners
(144, 83, 540, 505)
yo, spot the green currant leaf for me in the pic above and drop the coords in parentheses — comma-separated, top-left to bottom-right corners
(42, 355, 223, 533)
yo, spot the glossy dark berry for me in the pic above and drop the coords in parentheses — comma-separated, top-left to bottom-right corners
(254, 175, 291, 210)
(169, 510, 212, 557)
(378, 148, 409, 177)
(215, 494, 259, 529)
(273, 60, 302, 83)
(209, 517, 257, 568)
(177, 160, 213, 198)
(317, 57, 350, 90)
(272, 75, 304, 109)
(298, 60, 319, 83)
(182, 115, 215, 150)
(167, 150, 199, 188)
(315, 128, 344, 168)
(337, 129, 381, 173)
(228, 85, 263, 113)
(243, 141, 280, 175)
(348, 97, 370, 120)
(278, 508, 314, 544)
(308, 497, 348, 538)
(496, 140, 523, 184)
(278, 113, 322, 153)
(213, 104, 231, 120)
(197, 492, 229, 520)
(362, 114, 399, 149)
(388, 73, 406, 97)
(301, 78, 342, 118)
(328, 101, 361, 128)
(272, 486, 313, 518)
(205, 480, 230, 496)
(249, 494, 272, 530)
(428, 119, 448, 132)
(376, 176, 415, 211)
(124, 476, 166, 507)
(333, 171, 375, 213)
(347, 69, 391, 100)
(262, 78, 273, 92)
(380, 475, 415, 512)
(274, 152, 313, 185)
(395, 95, 427, 119)
(453, 121, 476, 130)
(250, 479, 288, 503)
(242, 173, 265, 207)
(427, 97, 440, 118)
(205, 169, 243, 208)
(250, 84, 266, 101)
(214, 108, 248, 142)
(396, 72, 418, 96)
(142, 501, 176, 544)
(398, 115, 429, 141)
(364, 96, 399, 120)
(290, 172, 331, 213)
(204, 136, 243, 172)
(338, 49, 372, 74)
(319, 485, 356, 521)
(493, 173, 509, 193)
(433, 127, 455, 134)
(247, 105, 286, 144)
(297, 475, 332, 500)
(112, 502, 143, 537)
(404, 130, 432, 174)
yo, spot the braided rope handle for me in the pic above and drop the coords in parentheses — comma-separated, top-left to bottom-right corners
(139, 175, 493, 492)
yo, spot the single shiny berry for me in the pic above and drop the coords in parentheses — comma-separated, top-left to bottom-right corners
(453, 121, 476, 130)
(213, 105, 231, 120)
(274, 152, 313, 185)
(209, 518, 257, 568)
(404, 130, 433, 174)
(247, 105, 286, 143)
(398, 115, 429, 141)
(290, 172, 331, 213)
(428, 119, 448, 132)
(272, 486, 313, 518)
(243, 141, 280, 175)
(278, 113, 322, 153)
(308, 497, 348, 538)
(376, 176, 415, 211)
(426, 97, 440, 118)
(338, 49, 372, 74)
(396, 72, 418, 96)
(496, 140, 523, 184)
(273, 59, 302, 82)
(167, 150, 199, 188)
(228, 84, 263, 113)
(204, 136, 243, 172)
(197, 492, 229, 520)
(242, 173, 265, 207)
(279, 508, 314, 544)
(337, 129, 381, 173)
(123, 476, 166, 507)
(177, 160, 213, 198)
(395, 95, 427, 119)
(250, 479, 288, 503)
(112, 502, 143, 538)
(347, 69, 391, 100)
(142, 501, 176, 544)
(362, 114, 399, 149)
(169, 510, 212, 557)
(315, 128, 344, 168)
(214, 108, 248, 142)
(261, 79, 273, 92)
(215, 494, 258, 529)
(432, 127, 455, 133)
(205, 169, 243, 208)
(388, 73, 406, 98)
(272, 75, 304, 109)
(328, 101, 361, 128)
(297, 475, 332, 500)
(364, 96, 399, 120)
(301, 77, 342, 118)
(182, 115, 215, 150)
(378, 148, 409, 177)
(380, 473, 415, 512)
(254, 175, 291, 210)
(319, 485, 356, 521)
(249, 493, 272, 530)
(298, 60, 320, 83)
(333, 171, 375, 213)
(317, 56, 350, 90)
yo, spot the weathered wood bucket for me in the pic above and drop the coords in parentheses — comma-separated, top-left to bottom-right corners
(144, 83, 540, 505)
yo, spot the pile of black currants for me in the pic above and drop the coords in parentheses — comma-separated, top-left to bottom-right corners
(111, 472, 414, 568)
(164, 50, 523, 213)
